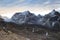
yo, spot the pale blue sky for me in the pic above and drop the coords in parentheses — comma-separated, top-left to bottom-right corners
(0, 0, 60, 18)
(0, 0, 60, 7)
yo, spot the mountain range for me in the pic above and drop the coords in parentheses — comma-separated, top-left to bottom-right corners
(0, 9, 60, 31)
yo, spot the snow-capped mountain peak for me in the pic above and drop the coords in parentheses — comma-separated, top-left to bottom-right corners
(11, 11, 41, 24)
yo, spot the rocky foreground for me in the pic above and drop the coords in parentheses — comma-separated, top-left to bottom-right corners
(0, 25, 60, 40)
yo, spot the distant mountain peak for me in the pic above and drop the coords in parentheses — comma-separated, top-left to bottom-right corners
(24, 11, 30, 13)
(51, 9, 60, 15)
(52, 9, 56, 12)
(11, 11, 40, 24)
(21, 11, 31, 15)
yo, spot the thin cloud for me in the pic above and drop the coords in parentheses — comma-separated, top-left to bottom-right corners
(43, 1, 50, 5)
(0, 0, 48, 7)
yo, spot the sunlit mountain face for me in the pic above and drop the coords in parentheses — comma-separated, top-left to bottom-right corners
(0, 0, 60, 18)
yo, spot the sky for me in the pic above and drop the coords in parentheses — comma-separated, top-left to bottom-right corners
(0, 0, 60, 18)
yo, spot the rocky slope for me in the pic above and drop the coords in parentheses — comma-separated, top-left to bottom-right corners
(0, 22, 60, 40)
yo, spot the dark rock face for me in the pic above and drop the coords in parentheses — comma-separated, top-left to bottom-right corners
(11, 10, 60, 31)
(42, 10, 60, 30)
(11, 11, 41, 24)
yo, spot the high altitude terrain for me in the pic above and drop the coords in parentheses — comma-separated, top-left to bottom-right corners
(0, 10, 60, 40)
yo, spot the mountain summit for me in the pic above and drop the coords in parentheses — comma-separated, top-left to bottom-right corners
(11, 11, 41, 24)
